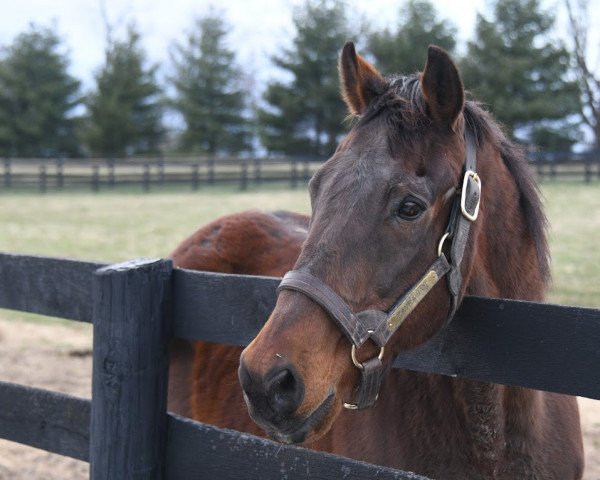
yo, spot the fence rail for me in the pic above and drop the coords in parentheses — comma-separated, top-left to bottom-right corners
(0, 252, 599, 479)
(0, 382, 420, 480)
(0, 156, 322, 192)
(1, 151, 599, 192)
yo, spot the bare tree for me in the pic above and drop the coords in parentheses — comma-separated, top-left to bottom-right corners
(98, 0, 130, 62)
(566, 0, 600, 148)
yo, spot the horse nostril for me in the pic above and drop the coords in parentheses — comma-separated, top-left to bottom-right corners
(266, 366, 304, 416)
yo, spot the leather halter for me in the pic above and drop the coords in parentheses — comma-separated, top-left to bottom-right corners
(277, 128, 482, 410)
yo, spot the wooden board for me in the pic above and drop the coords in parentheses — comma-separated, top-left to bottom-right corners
(0, 252, 101, 322)
(171, 268, 279, 346)
(90, 259, 172, 479)
(0, 381, 431, 479)
(164, 413, 430, 480)
(0, 381, 90, 461)
(394, 296, 600, 400)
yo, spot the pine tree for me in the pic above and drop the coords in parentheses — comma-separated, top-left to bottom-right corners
(258, 0, 352, 157)
(0, 24, 81, 157)
(170, 12, 250, 154)
(368, 0, 457, 76)
(461, 0, 580, 147)
(84, 26, 164, 157)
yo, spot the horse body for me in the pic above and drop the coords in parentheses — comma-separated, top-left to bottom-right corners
(169, 44, 583, 479)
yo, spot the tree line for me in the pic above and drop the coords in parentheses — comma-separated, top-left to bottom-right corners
(0, 0, 597, 159)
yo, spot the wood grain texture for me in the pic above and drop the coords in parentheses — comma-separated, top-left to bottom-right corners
(1, 253, 599, 400)
(0, 381, 90, 461)
(164, 413, 431, 480)
(90, 258, 172, 480)
(171, 267, 279, 346)
(394, 296, 600, 400)
(0, 252, 103, 322)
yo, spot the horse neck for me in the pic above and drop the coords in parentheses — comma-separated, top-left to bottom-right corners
(465, 141, 546, 302)
(353, 138, 550, 471)
(441, 140, 547, 451)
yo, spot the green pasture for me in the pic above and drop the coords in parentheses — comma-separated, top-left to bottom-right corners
(0, 183, 598, 316)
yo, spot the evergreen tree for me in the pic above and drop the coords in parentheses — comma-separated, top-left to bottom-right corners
(170, 12, 250, 154)
(0, 24, 81, 157)
(368, 0, 457, 76)
(461, 0, 580, 147)
(85, 26, 164, 157)
(258, 0, 352, 157)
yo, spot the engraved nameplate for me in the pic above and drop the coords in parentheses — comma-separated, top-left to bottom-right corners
(387, 270, 439, 332)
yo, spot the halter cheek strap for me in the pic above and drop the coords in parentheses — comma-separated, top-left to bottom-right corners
(277, 128, 481, 410)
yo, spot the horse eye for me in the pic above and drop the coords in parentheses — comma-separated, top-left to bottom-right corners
(397, 198, 425, 220)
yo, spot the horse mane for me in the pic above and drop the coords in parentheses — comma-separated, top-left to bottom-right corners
(354, 73, 551, 285)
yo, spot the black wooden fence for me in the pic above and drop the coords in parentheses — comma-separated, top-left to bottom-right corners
(0, 156, 320, 192)
(0, 252, 599, 479)
(1, 150, 599, 193)
(531, 149, 600, 182)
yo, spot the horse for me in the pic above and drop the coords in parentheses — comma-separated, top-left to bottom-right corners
(168, 44, 584, 479)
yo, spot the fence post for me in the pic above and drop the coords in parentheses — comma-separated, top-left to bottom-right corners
(208, 157, 215, 185)
(108, 159, 115, 188)
(158, 156, 165, 186)
(191, 163, 199, 191)
(39, 164, 47, 193)
(290, 158, 298, 189)
(3, 158, 10, 188)
(56, 158, 64, 189)
(254, 158, 261, 185)
(584, 159, 591, 183)
(92, 164, 100, 192)
(303, 158, 310, 182)
(90, 258, 172, 480)
(240, 158, 248, 190)
(143, 163, 151, 192)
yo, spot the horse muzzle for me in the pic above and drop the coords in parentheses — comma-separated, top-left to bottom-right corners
(238, 360, 335, 443)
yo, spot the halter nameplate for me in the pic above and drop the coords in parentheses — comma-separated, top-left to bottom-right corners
(387, 270, 440, 332)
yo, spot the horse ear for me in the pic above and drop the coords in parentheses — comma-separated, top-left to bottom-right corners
(339, 41, 386, 115)
(420, 46, 464, 129)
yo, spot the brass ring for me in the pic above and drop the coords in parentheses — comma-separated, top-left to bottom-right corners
(350, 344, 384, 370)
(343, 394, 378, 410)
(437, 232, 450, 257)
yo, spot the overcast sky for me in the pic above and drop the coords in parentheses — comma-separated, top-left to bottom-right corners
(0, 0, 596, 90)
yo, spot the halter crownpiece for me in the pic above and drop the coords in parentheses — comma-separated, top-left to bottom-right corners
(277, 128, 482, 410)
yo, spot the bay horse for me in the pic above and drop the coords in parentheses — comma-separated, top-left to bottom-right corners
(169, 44, 584, 479)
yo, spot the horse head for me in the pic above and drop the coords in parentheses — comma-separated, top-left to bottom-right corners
(238, 43, 537, 445)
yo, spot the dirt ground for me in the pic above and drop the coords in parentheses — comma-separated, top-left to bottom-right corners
(0, 318, 598, 480)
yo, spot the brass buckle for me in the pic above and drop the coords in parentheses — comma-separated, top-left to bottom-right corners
(460, 170, 481, 222)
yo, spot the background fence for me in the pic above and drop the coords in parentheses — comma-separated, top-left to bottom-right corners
(1, 150, 599, 192)
(1, 252, 600, 479)
(531, 150, 600, 182)
(0, 156, 322, 192)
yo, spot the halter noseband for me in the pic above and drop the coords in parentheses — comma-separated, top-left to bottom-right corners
(276, 128, 482, 410)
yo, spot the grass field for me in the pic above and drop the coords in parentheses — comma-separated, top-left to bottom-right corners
(0, 182, 598, 309)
